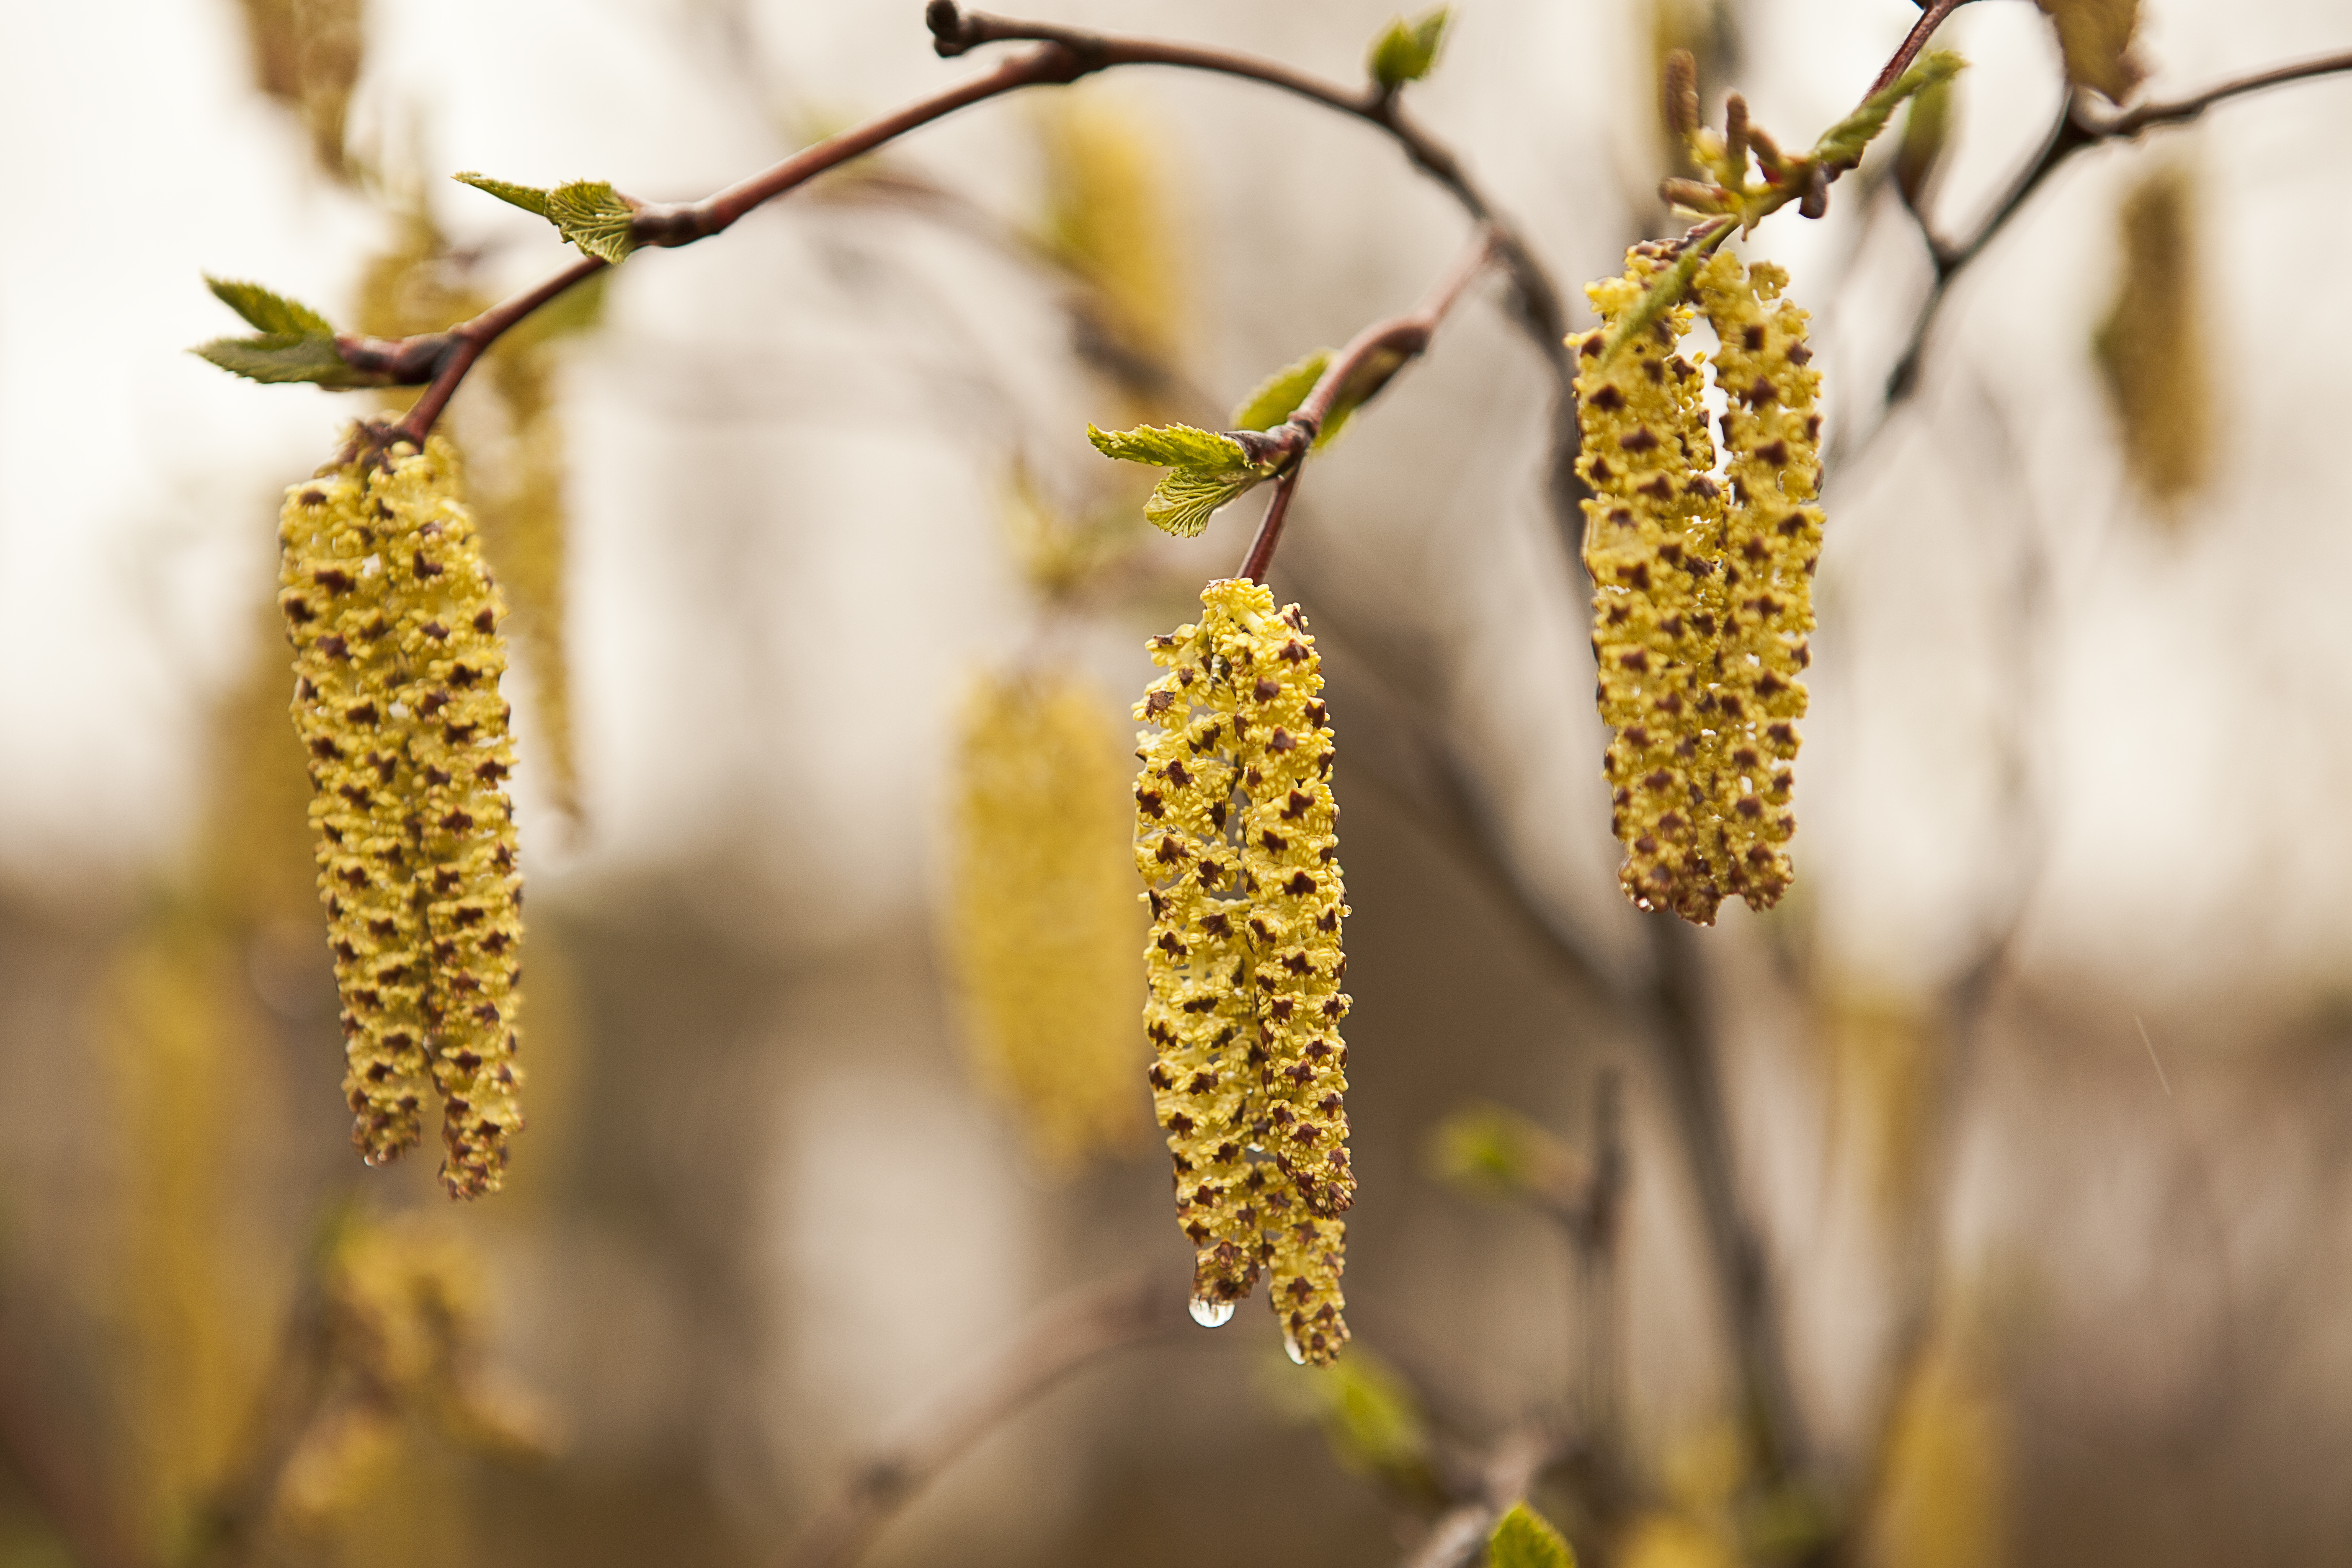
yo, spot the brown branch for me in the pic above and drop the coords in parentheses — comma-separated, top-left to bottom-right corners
(1396, 1427, 1558, 1568)
(776, 1270, 1176, 1568)
(1237, 228, 1497, 583)
(1886, 48, 2352, 402)
(340, 3, 1568, 450)
(1867, 0, 1980, 99)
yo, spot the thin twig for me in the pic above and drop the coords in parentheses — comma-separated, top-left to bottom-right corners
(1397, 1426, 1557, 1568)
(1867, 0, 1979, 99)
(1237, 228, 1497, 583)
(343, 4, 1568, 449)
(1885, 49, 2352, 404)
(776, 1269, 1177, 1568)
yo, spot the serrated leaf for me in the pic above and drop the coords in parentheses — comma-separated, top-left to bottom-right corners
(1490, 1503, 1577, 1568)
(193, 333, 372, 389)
(1812, 50, 1966, 172)
(193, 276, 378, 388)
(205, 276, 335, 338)
(1368, 6, 1452, 91)
(456, 173, 639, 263)
(544, 180, 639, 263)
(1144, 467, 1260, 538)
(454, 171, 552, 218)
(1088, 421, 1251, 470)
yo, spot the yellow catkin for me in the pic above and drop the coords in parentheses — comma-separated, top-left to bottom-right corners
(946, 670, 1146, 1171)
(2095, 165, 2211, 509)
(1577, 244, 1726, 923)
(1135, 579, 1351, 1364)
(1577, 244, 1826, 923)
(1694, 250, 1820, 911)
(278, 432, 525, 1197)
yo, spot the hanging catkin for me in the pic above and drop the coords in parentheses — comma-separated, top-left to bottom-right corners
(278, 431, 525, 1197)
(1136, 579, 1351, 1365)
(1577, 243, 1825, 924)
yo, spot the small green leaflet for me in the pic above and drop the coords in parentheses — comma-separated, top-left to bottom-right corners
(1088, 422, 1265, 539)
(456, 172, 640, 264)
(1811, 50, 1965, 173)
(1368, 6, 1452, 91)
(192, 275, 377, 388)
(1089, 423, 1249, 470)
(1232, 349, 1360, 448)
(1489, 1503, 1577, 1568)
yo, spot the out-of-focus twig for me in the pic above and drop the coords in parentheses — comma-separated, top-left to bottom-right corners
(0, 1288, 153, 1568)
(183, 1216, 345, 1568)
(1885, 49, 2352, 403)
(776, 1269, 1177, 1568)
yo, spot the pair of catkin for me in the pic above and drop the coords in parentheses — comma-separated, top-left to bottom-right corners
(1578, 245, 1823, 924)
(1135, 580, 1351, 1366)
(278, 432, 524, 1199)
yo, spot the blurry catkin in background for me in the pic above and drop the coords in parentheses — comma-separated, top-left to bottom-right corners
(98, 620, 324, 1542)
(1870, 1343, 2010, 1568)
(1036, 87, 1188, 410)
(944, 670, 1146, 1173)
(2095, 165, 2213, 513)
(233, 0, 365, 177)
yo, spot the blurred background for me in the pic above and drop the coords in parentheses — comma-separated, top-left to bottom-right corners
(3, 0, 2351, 1564)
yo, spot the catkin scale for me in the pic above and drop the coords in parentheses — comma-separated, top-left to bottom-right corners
(1577, 245, 1824, 923)
(278, 432, 525, 1197)
(1136, 580, 1350, 1364)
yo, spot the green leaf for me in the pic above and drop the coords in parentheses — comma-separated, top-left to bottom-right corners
(192, 276, 379, 388)
(452, 171, 552, 218)
(1088, 421, 1250, 471)
(1810, 50, 1966, 173)
(1894, 76, 1954, 208)
(204, 276, 335, 338)
(456, 172, 640, 263)
(1144, 467, 1261, 539)
(1233, 350, 1329, 431)
(1428, 1103, 1577, 1204)
(1489, 1503, 1577, 1568)
(1090, 422, 1271, 537)
(1368, 6, 1452, 91)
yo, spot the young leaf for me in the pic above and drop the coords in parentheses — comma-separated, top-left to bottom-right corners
(455, 173, 640, 263)
(1811, 50, 1966, 173)
(206, 276, 336, 338)
(1368, 6, 1452, 91)
(1894, 77, 1954, 209)
(1233, 351, 1329, 432)
(1144, 468, 1261, 539)
(193, 276, 379, 388)
(1089, 422, 1269, 537)
(1490, 1502, 1577, 1568)
(1088, 421, 1250, 471)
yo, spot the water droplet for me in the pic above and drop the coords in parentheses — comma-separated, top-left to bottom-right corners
(1284, 1335, 1308, 1365)
(1189, 1296, 1236, 1328)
